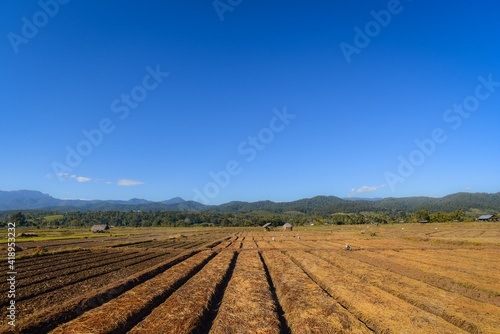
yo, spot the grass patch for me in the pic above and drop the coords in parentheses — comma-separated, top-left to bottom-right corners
(44, 215, 64, 221)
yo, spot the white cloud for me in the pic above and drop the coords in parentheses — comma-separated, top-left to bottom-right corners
(76, 176, 91, 182)
(465, 187, 472, 190)
(46, 173, 53, 179)
(357, 184, 387, 193)
(357, 186, 377, 193)
(105, 181, 112, 184)
(71, 175, 91, 182)
(118, 179, 144, 186)
(347, 184, 387, 197)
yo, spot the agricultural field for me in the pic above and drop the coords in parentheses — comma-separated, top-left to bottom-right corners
(1, 222, 499, 333)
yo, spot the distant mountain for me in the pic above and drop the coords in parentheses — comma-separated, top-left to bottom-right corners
(160, 197, 185, 205)
(0, 190, 192, 212)
(344, 197, 382, 201)
(0, 190, 499, 214)
(0, 190, 63, 210)
(107, 198, 152, 205)
(0, 190, 51, 202)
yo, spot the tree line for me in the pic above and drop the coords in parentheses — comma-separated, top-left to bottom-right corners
(1, 208, 479, 228)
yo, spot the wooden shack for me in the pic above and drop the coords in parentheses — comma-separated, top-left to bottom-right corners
(478, 215, 498, 222)
(91, 224, 109, 233)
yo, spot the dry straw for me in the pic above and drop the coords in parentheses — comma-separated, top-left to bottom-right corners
(129, 251, 235, 333)
(286, 250, 467, 334)
(349, 249, 500, 307)
(210, 251, 281, 334)
(261, 250, 371, 333)
(50, 250, 214, 334)
(311, 249, 500, 333)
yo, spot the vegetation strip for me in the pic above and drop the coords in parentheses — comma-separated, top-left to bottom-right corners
(129, 251, 236, 333)
(261, 250, 371, 333)
(286, 250, 468, 334)
(49, 250, 215, 334)
(209, 251, 282, 334)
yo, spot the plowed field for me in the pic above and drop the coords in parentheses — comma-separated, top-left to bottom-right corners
(2, 222, 499, 333)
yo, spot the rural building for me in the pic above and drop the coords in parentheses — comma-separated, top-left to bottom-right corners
(477, 215, 498, 222)
(283, 223, 293, 231)
(262, 222, 272, 231)
(91, 224, 109, 233)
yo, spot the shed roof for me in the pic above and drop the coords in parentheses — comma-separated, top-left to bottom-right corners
(262, 223, 272, 228)
(283, 223, 293, 228)
(478, 215, 494, 219)
(91, 224, 109, 231)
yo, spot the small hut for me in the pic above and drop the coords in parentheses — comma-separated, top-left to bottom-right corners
(262, 222, 272, 231)
(478, 215, 498, 222)
(283, 223, 293, 231)
(91, 224, 109, 233)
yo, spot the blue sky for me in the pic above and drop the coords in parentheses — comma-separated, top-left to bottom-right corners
(1, 0, 499, 204)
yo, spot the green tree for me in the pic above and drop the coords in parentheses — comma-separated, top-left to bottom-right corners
(413, 209, 430, 222)
(9, 212, 27, 226)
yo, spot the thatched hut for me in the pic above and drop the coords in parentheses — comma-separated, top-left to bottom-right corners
(283, 223, 293, 231)
(91, 224, 109, 233)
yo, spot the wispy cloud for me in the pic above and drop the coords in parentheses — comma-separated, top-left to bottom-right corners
(54, 173, 92, 182)
(357, 185, 387, 193)
(71, 175, 91, 182)
(118, 179, 144, 186)
(465, 187, 472, 191)
(58, 172, 69, 179)
(347, 184, 387, 197)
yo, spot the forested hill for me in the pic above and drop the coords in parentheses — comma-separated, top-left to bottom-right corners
(358, 192, 500, 213)
(0, 190, 499, 214)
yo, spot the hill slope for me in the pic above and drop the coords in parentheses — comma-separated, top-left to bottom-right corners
(0, 190, 498, 214)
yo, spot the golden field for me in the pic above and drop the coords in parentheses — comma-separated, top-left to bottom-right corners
(2, 222, 499, 333)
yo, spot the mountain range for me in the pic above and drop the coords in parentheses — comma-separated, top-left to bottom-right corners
(0, 190, 499, 214)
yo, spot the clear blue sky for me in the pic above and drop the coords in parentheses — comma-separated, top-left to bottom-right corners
(1, 0, 499, 204)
